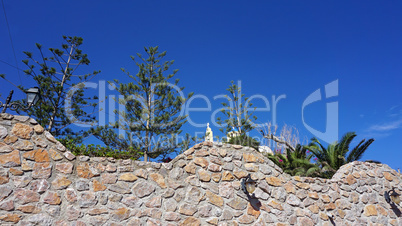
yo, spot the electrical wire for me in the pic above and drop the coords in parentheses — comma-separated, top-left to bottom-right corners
(0, 58, 25, 92)
(0, 58, 24, 71)
(1, 0, 23, 85)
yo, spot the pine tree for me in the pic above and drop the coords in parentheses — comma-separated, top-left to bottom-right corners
(216, 80, 257, 139)
(15, 36, 100, 143)
(96, 46, 193, 161)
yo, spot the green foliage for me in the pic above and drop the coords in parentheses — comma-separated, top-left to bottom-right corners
(15, 36, 100, 143)
(216, 81, 257, 136)
(266, 144, 320, 177)
(59, 138, 139, 160)
(265, 132, 374, 179)
(92, 46, 193, 161)
(227, 134, 260, 151)
(305, 132, 375, 178)
(87, 125, 143, 159)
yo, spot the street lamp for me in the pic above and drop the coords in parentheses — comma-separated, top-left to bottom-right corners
(385, 189, 401, 205)
(241, 174, 257, 197)
(0, 87, 40, 113)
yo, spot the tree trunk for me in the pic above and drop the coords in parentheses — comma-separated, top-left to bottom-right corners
(48, 44, 74, 132)
(144, 149, 148, 162)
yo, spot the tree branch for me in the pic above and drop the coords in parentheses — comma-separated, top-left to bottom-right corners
(263, 134, 295, 152)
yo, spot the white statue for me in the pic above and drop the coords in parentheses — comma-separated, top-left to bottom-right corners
(205, 123, 213, 142)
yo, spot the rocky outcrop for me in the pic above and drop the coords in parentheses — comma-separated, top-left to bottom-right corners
(0, 113, 401, 225)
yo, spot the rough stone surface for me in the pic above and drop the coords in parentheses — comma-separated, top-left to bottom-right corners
(32, 162, 52, 179)
(206, 190, 224, 207)
(30, 179, 50, 193)
(0, 126, 7, 139)
(132, 181, 155, 198)
(0, 115, 400, 225)
(51, 176, 72, 189)
(78, 192, 97, 208)
(23, 149, 50, 162)
(0, 142, 13, 153)
(149, 173, 166, 188)
(43, 191, 61, 205)
(93, 180, 107, 192)
(227, 197, 248, 210)
(266, 176, 282, 186)
(14, 189, 40, 204)
(194, 157, 209, 168)
(109, 181, 131, 194)
(178, 203, 198, 215)
(33, 125, 44, 134)
(0, 150, 21, 167)
(0, 213, 21, 223)
(0, 199, 14, 211)
(13, 140, 34, 151)
(55, 162, 73, 174)
(222, 171, 235, 181)
(11, 123, 33, 139)
(49, 149, 63, 161)
(198, 168, 211, 182)
(3, 135, 17, 144)
(363, 204, 378, 216)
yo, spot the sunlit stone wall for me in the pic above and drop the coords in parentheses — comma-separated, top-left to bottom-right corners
(0, 113, 401, 225)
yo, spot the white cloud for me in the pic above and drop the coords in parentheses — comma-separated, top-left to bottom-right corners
(386, 104, 402, 117)
(361, 131, 391, 139)
(387, 105, 400, 112)
(361, 105, 402, 139)
(368, 119, 402, 132)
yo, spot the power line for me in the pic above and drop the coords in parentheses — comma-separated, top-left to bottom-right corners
(0, 58, 25, 71)
(1, 0, 23, 85)
(0, 58, 25, 92)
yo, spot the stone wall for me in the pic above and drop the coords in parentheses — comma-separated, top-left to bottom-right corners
(0, 113, 401, 226)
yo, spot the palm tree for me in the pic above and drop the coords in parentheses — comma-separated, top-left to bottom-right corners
(266, 144, 320, 177)
(306, 132, 374, 178)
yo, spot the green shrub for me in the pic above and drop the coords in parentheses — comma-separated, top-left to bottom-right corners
(59, 138, 141, 160)
(265, 145, 320, 177)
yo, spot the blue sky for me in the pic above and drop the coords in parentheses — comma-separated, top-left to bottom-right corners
(0, 1, 401, 169)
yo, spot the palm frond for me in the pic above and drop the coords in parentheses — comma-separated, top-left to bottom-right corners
(305, 165, 321, 177)
(267, 132, 374, 179)
(337, 132, 356, 157)
(346, 138, 375, 162)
